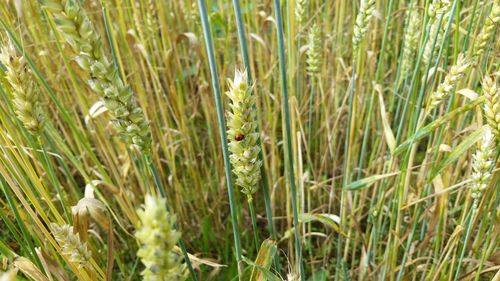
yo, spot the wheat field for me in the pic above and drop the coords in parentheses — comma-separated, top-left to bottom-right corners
(0, 0, 499, 280)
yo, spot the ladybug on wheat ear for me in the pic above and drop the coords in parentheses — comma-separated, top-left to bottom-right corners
(235, 133, 245, 141)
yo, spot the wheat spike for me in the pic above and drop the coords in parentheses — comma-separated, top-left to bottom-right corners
(472, 0, 500, 61)
(482, 75, 500, 141)
(422, 0, 451, 66)
(470, 126, 495, 208)
(43, 0, 152, 156)
(427, 53, 471, 112)
(0, 44, 46, 135)
(400, 3, 421, 83)
(135, 195, 187, 281)
(352, 0, 376, 57)
(306, 23, 321, 76)
(51, 223, 91, 266)
(226, 70, 262, 195)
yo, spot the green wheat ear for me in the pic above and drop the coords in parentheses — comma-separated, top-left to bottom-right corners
(226, 70, 262, 195)
(306, 23, 321, 76)
(426, 53, 471, 113)
(352, 0, 376, 58)
(482, 75, 500, 142)
(422, 0, 451, 67)
(470, 126, 494, 209)
(135, 195, 187, 281)
(295, 0, 307, 30)
(50, 223, 91, 267)
(399, 3, 420, 85)
(43, 0, 152, 156)
(0, 44, 46, 135)
(472, 0, 500, 62)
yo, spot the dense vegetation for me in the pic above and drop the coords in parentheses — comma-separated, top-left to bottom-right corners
(0, 0, 498, 280)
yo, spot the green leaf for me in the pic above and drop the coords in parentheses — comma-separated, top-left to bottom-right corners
(429, 127, 485, 180)
(344, 172, 399, 190)
(299, 213, 345, 236)
(394, 98, 483, 155)
(308, 269, 328, 281)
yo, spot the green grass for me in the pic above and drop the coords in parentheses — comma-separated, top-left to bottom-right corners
(0, 0, 499, 280)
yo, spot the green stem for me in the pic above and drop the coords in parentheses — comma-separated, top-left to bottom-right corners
(247, 195, 260, 252)
(38, 137, 71, 222)
(336, 65, 356, 280)
(231, 0, 277, 243)
(453, 210, 475, 281)
(357, 0, 394, 180)
(0, 177, 42, 267)
(272, 0, 305, 279)
(307, 75, 315, 157)
(197, 1, 243, 278)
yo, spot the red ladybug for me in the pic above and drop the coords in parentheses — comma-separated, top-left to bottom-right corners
(235, 133, 245, 141)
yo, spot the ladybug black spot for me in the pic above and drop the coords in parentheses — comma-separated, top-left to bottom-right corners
(235, 133, 245, 141)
